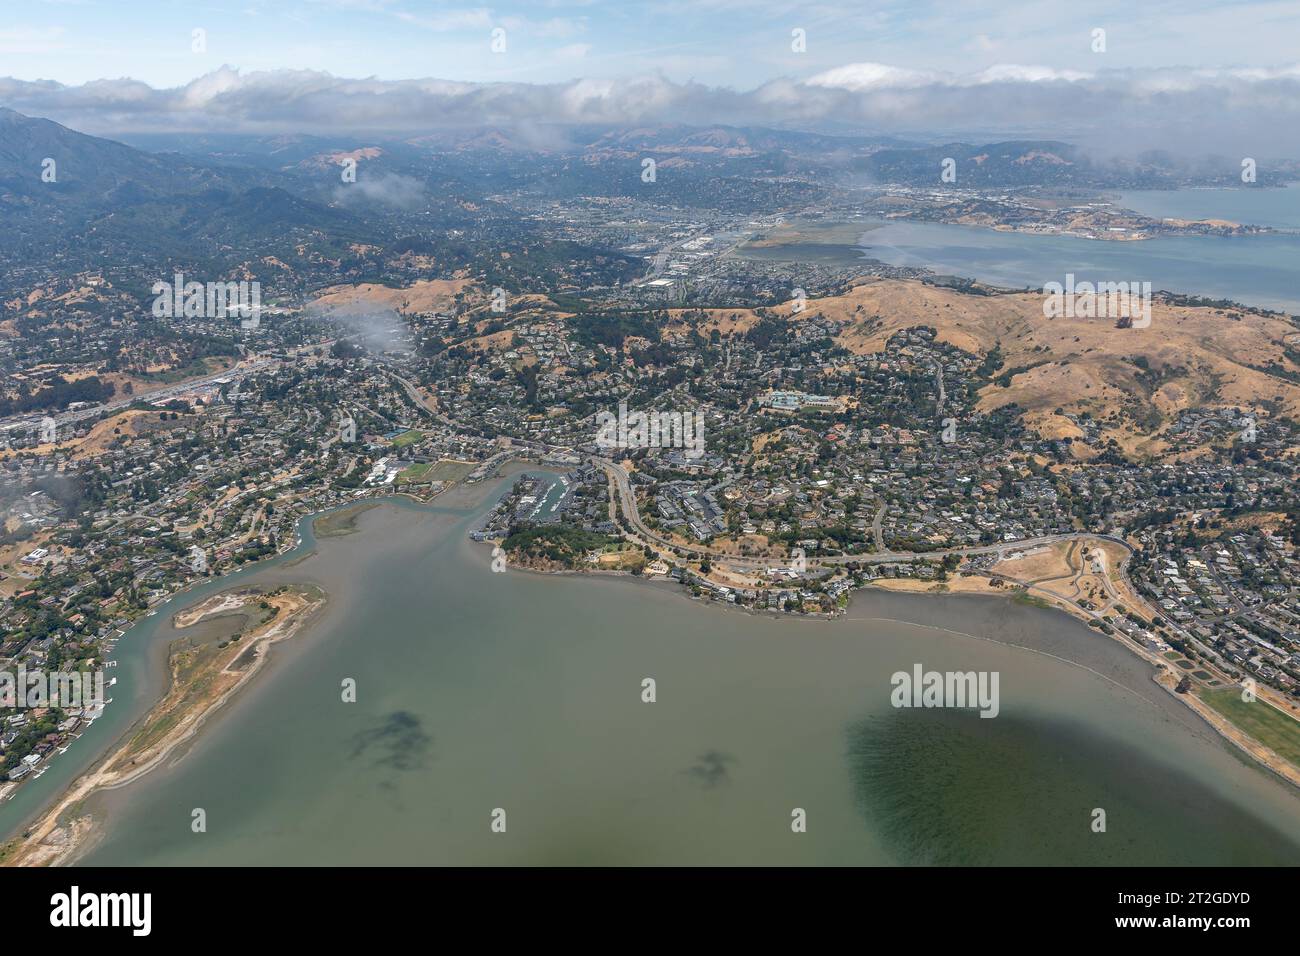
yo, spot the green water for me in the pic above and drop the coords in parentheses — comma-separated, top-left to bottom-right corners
(32, 471, 1299, 865)
(849, 710, 1295, 865)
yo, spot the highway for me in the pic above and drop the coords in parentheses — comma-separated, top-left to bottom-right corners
(3, 362, 269, 434)
(1, 341, 331, 435)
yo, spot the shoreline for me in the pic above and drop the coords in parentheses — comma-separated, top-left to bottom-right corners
(866, 582, 1300, 791)
(491, 454, 1300, 793)
(859, 575, 1300, 791)
(0, 583, 326, 867)
(744, 214, 1300, 314)
(488, 505, 1300, 792)
(0, 490, 444, 850)
(496, 531, 1300, 795)
(6, 469, 1297, 864)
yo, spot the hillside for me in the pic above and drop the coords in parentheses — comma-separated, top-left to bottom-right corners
(668, 278, 1300, 456)
(0, 107, 373, 269)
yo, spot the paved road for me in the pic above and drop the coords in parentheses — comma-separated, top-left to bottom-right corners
(1, 340, 333, 436)
(397, 412, 1300, 741)
(1200, 545, 1251, 620)
(382, 367, 462, 432)
(586, 448, 1133, 571)
(8, 363, 268, 434)
(397, 401, 1143, 584)
(451, 423, 1135, 573)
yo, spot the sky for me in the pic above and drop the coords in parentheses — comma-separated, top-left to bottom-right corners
(7, 0, 1300, 88)
(3, 0, 1300, 150)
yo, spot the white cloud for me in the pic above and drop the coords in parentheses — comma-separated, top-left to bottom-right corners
(2, 62, 1300, 154)
(806, 62, 1095, 91)
(334, 171, 425, 207)
(969, 64, 1092, 84)
(805, 63, 940, 91)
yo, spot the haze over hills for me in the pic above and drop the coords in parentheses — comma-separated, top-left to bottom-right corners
(858, 141, 1251, 189)
(6, 104, 1292, 275)
(2, 101, 1298, 450)
(0, 107, 372, 268)
(112, 117, 1299, 188)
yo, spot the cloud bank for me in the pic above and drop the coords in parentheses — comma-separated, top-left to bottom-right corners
(3, 63, 1300, 153)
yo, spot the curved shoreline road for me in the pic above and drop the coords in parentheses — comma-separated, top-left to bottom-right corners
(594, 452, 1127, 568)
(435, 430, 1300, 785)
(374, 378, 1193, 660)
(397, 410, 1137, 576)
(507, 435, 1138, 571)
(387, 410, 1212, 657)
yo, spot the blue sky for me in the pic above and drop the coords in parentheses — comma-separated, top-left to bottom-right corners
(5, 0, 1300, 89)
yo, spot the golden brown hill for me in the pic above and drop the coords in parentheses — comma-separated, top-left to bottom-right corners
(667, 278, 1300, 456)
(310, 278, 471, 315)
